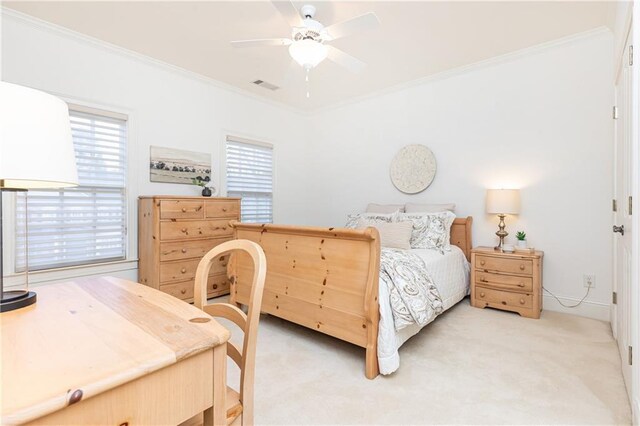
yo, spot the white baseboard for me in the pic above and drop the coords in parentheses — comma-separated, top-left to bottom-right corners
(543, 294, 610, 322)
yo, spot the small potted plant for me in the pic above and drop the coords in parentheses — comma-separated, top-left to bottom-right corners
(515, 231, 527, 249)
(192, 178, 212, 197)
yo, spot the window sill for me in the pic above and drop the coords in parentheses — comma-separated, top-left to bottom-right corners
(3, 259, 139, 288)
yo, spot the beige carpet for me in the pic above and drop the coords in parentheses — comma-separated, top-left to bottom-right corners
(219, 298, 631, 425)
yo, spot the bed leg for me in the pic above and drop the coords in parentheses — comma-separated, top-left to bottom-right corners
(365, 345, 379, 379)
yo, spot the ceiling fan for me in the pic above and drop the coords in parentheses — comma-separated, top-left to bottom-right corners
(231, 1, 380, 76)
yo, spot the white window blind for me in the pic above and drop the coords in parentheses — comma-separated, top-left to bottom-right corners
(16, 106, 128, 271)
(225, 136, 273, 223)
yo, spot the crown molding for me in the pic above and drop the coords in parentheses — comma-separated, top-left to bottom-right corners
(1, 7, 306, 116)
(312, 26, 612, 115)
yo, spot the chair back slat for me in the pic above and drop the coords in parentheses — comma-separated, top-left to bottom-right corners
(227, 342, 243, 369)
(203, 303, 247, 331)
(194, 239, 266, 426)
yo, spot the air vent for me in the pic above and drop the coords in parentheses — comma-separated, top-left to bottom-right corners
(252, 80, 279, 91)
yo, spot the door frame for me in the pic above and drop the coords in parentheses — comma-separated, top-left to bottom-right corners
(632, 6, 640, 422)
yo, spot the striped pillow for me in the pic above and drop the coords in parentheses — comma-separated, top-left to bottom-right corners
(357, 219, 413, 250)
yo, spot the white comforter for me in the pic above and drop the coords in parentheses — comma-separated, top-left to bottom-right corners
(377, 245, 470, 375)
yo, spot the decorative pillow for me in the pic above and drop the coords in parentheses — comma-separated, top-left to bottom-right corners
(356, 219, 412, 250)
(396, 211, 456, 250)
(366, 203, 406, 214)
(345, 212, 395, 229)
(405, 203, 456, 213)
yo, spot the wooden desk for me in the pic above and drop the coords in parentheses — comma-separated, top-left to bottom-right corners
(1, 276, 230, 425)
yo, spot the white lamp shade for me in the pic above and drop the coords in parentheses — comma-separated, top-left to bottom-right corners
(0, 82, 78, 189)
(289, 39, 328, 68)
(486, 189, 520, 214)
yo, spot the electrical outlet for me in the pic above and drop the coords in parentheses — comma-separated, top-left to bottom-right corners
(583, 274, 596, 288)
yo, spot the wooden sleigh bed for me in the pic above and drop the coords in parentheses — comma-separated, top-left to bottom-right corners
(228, 217, 473, 379)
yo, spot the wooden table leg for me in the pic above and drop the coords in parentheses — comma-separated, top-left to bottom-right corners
(204, 343, 227, 426)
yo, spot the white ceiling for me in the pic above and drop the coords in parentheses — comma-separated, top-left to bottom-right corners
(5, 1, 614, 111)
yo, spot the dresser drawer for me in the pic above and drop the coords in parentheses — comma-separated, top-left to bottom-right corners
(160, 274, 231, 300)
(159, 255, 230, 284)
(160, 237, 232, 261)
(160, 219, 233, 241)
(206, 201, 239, 218)
(159, 200, 204, 220)
(475, 271, 533, 292)
(475, 255, 532, 275)
(475, 286, 533, 309)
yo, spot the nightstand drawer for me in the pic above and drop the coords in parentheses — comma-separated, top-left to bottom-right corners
(475, 255, 532, 275)
(475, 286, 533, 309)
(475, 271, 533, 292)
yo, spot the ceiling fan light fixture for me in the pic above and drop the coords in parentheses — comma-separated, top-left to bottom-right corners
(288, 39, 327, 69)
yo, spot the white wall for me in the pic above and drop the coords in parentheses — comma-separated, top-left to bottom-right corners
(306, 30, 614, 320)
(1, 11, 313, 284)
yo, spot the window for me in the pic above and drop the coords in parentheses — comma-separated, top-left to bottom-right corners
(225, 135, 273, 223)
(16, 105, 128, 271)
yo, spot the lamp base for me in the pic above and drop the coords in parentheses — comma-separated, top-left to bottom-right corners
(494, 213, 508, 251)
(1, 290, 37, 313)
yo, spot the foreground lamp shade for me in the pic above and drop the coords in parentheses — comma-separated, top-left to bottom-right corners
(0, 82, 78, 189)
(486, 189, 520, 251)
(486, 189, 521, 215)
(0, 82, 78, 313)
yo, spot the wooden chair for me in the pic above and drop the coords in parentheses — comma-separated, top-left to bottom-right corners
(192, 239, 267, 426)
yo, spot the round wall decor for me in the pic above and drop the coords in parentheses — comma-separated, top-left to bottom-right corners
(390, 144, 437, 194)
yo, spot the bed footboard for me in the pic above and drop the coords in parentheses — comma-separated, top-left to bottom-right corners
(229, 222, 381, 379)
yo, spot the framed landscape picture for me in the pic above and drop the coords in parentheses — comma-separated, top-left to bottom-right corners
(149, 146, 212, 185)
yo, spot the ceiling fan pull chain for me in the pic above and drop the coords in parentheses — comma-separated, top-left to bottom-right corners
(306, 67, 311, 98)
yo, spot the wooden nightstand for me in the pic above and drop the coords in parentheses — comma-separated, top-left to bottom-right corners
(470, 246, 543, 319)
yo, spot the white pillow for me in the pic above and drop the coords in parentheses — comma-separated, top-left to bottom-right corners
(366, 203, 405, 213)
(405, 203, 455, 213)
(357, 219, 412, 250)
(396, 211, 456, 250)
(345, 212, 395, 229)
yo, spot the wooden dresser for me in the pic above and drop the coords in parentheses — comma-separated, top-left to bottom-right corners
(470, 246, 543, 319)
(138, 196, 241, 302)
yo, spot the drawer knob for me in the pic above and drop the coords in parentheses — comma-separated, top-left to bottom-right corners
(518, 282, 525, 287)
(480, 292, 485, 298)
(480, 260, 486, 266)
(181, 289, 186, 295)
(519, 264, 525, 270)
(222, 208, 228, 212)
(480, 278, 488, 283)
(520, 298, 525, 305)
(182, 207, 187, 212)
(181, 227, 187, 233)
(181, 268, 187, 274)
(213, 284, 218, 290)
(181, 248, 187, 253)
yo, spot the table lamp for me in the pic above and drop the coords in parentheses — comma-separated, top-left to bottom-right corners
(0, 82, 78, 312)
(486, 189, 520, 251)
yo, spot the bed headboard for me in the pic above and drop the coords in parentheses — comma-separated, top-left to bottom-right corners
(450, 216, 473, 261)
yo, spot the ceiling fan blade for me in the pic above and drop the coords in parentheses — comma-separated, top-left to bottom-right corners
(271, 1, 301, 27)
(231, 38, 292, 48)
(324, 12, 380, 40)
(326, 45, 366, 73)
